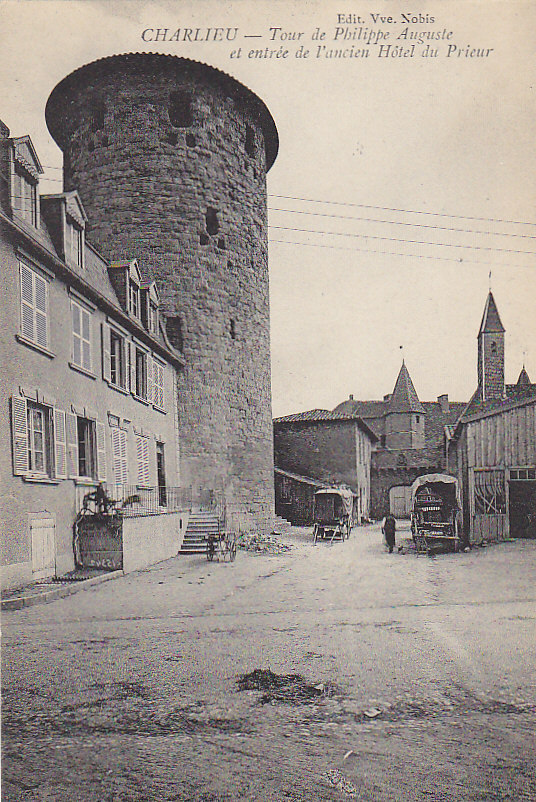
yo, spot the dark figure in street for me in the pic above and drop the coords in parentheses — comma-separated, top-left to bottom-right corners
(382, 514, 396, 553)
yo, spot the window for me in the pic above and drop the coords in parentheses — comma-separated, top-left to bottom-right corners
(153, 360, 165, 410)
(26, 403, 54, 477)
(135, 348, 147, 398)
(19, 262, 48, 349)
(66, 219, 83, 268)
(11, 397, 68, 480)
(110, 330, 126, 388)
(148, 302, 159, 334)
(135, 434, 150, 486)
(71, 300, 92, 371)
(13, 167, 38, 225)
(77, 417, 96, 478)
(156, 442, 166, 506)
(129, 280, 140, 318)
(474, 470, 506, 515)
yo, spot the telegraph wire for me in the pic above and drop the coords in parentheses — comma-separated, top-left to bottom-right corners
(267, 207, 536, 240)
(268, 225, 536, 257)
(268, 193, 536, 228)
(269, 238, 535, 270)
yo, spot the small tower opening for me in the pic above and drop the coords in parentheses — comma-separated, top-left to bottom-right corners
(169, 91, 193, 128)
(245, 125, 255, 157)
(205, 208, 219, 236)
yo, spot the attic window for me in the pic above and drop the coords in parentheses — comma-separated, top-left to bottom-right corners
(66, 217, 83, 268)
(169, 91, 193, 128)
(129, 279, 140, 318)
(13, 166, 38, 226)
(245, 125, 255, 157)
(205, 208, 219, 236)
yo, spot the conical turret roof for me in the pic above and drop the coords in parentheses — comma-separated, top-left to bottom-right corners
(387, 362, 425, 414)
(516, 366, 531, 387)
(478, 292, 505, 335)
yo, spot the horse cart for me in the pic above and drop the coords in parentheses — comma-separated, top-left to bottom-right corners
(411, 474, 461, 554)
(312, 487, 356, 544)
(206, 531, 237, 562)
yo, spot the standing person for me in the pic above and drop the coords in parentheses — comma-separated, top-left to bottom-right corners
(382, 513, 396, 554)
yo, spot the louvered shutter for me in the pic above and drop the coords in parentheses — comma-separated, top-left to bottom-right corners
(146, 354, 153, 403)
(129, 342, 136, 395)
(20, 264, 35, 341)
(72, 303, 81, 366)
(54, 409, 67, 478)
(96, 421, 107, 481)
(81, 308, 91, 371)
(66, 413, 79, 478)
(111, 428, 128, 487)
(101, 323, 111, 381)
(34, 274, 48, 348)
(136, 435, 150, 485)
(11, 396, 28, 475)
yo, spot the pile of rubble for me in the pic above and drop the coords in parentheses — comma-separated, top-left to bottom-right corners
(236, 532, 291, 555)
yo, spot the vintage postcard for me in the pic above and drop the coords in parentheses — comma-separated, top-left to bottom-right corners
(1, 1, 535, 799)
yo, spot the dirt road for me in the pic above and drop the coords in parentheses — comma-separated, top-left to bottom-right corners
(3, 523, 536, 800)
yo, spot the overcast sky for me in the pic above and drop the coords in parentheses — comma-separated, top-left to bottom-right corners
(1, 0, 535, 417)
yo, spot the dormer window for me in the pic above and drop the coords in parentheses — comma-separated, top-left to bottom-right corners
(13, 165, 38, 226)
(148, 302, 158, 334)
(66, 217, 83, 269)
(129, 279, 140, 318)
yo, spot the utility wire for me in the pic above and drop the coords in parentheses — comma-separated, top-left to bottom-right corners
(268, 193, 536, 228)
(268, 207, 536, 240)
(269, 238, 535, 270)
(268, 225, 536, 256)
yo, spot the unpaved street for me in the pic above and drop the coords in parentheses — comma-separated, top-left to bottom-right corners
(3, 523, 536, 801)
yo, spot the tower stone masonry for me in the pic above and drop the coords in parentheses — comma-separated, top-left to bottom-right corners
(45, 53, 279, 531)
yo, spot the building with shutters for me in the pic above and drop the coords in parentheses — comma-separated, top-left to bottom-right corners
(0, 120, 184, 590)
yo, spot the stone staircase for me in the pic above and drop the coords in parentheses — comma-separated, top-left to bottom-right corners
(179, 510, 220, 555)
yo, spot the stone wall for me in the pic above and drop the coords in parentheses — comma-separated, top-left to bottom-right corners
(45, 54, 278, 533)
(274, 421, 358, 489)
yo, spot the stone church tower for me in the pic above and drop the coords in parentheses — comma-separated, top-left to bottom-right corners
(477, 292, 505, 401)
(45, 54, 279, 531)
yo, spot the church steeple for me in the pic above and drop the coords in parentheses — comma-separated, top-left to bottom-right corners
(478, 292, 505, 401)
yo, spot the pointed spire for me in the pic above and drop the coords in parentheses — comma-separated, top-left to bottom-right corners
(387, 362, 425, 414)
(478, 291, 505, 335)
(517, 365, 531, 387)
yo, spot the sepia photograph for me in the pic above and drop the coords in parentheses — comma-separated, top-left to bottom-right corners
(1, 0, 535, 799)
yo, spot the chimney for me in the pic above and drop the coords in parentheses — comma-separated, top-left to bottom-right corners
(437, 394, 449, 414)
(383, 393, 391, 402)
(349, 394, 354, 400)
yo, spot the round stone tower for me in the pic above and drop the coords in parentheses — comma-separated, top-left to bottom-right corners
(45, 54, 278, 531)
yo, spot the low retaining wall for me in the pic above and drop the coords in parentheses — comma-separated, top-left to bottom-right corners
(122, 511, 189, 573)
(76, 511, 189, 574)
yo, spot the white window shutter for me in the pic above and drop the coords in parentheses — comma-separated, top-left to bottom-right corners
(81, 309, 91, 371)
(96, 421, 107, 481)
(54, 409, 67, 478)
(101, 323, 111, 382)
(66, 412, 79, 478)
(34, 274, 48, 348)
(20, 264, 35, 341)
(11, 396, 28, 475)
(129, 342, 136, 395)
(147, 354, 154, 403)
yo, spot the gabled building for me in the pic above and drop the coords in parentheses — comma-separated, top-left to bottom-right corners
(273, 410, 378, 525)
(1, 121, 185, 590)
(449, 292, 536, 543)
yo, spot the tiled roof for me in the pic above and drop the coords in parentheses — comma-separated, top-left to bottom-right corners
(273, 409, 378, 442)
(388, 362, 425, 414)
(478, 291, 505, 334)
(274, 467, 329, 487)
(333, 399, 386, 419)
